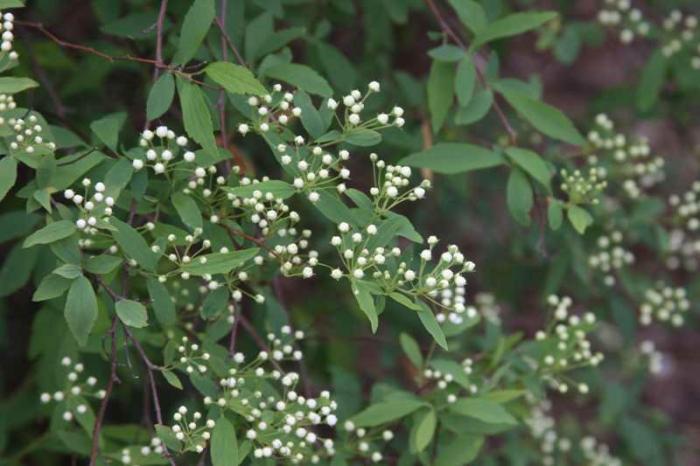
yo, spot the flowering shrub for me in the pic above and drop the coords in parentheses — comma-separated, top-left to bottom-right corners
(0, 1, 697, 465)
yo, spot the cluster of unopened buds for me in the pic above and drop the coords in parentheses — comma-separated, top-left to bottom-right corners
(587, 231, 634, 286)
(587, 114, 664, 199)
(659, 10, 700, 67)
(0, 11, 18, 60)
(369, 153, 430, 211)
(281, 144, 351, 199)
(170, 406, 216, 453)
(64, 179, 115, 235)
(472, 292, 502, 325)
(327, 81, 405, 129)
(665, 182, 700, 270)
(525, 398, 622, 466)
(117, 437, 165, 465)
(597, 0, 650, 44)
(39, 357, 105, 422)
(639, 283, 689, 327)
(174, 337, 211, 374)
(134, 125, 197, 174)
(639, 340, 664, 374)
(535, 296, 602, 394)
(269, 228, 319, 278)
(0, 93, 16, 121)
(559, 166, 607, 205)
(237, 83, 302, 134)
(343, 421, 392, 463)
(5, 115, 56, 154)
(227, 178, 301, 233)
(425, 361, 478, 401)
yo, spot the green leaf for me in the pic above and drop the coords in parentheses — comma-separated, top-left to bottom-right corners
(162, 369, 183, 389)
(147, 277, 176, 327)
(147, 73, 176, 120)
(104, 158, 134, 199)
(344, 129, 382, 147)
(24, 220, 76, 248)
(427, 60, 455, 133)
(506, 167, 533, 226)
(53, 263, 83, 279)
(201, 287, 228, 318)
(33, 273, 72, 302)
(472, 12, 557, 48)
(263, 63, 333, 97)
(416, 300, 448, 350)
(447, 0, 487, 35)
(450, 398, 517, 425)
(181, 248, 259, 276)
(505, 147, 551, 190)
(547, 200, 563, 230)
(178, 78, 218, 158)
(173, 0, 215, 65)
(84, 254, 123, 275)
(0, 244, 37, 297)
(225, 180, 295, 200)
(435, 434, 484, 466)
(399, 332, 424, 368)
(496, 86, 584, 145)
(0, 157, 18, 202)
(399, 143, 504, 174)
(211, 416, 239, 466)
(90, 112, 126, 151)
(351, 399, 425, 427)
(428, 44, 465, 62)
(115, 299, 148, 328)
(351, 280, 379, 333)
(454, 89, 493, 125)
(172, 192, 203, 230)
(455, 58, 476, 106)
(412, 408, 437, 453)
(0, 1, 26, 8)
(316, 42, 357, 93)
(567, 204, 593, 234)
(205, 62, 267, 96)
(636, 49, 668, 112)
(293, 91, 325, 139)
(64, 276, 98, 346)
(111, 218, 159, 272)
(0, 77, 38, 94)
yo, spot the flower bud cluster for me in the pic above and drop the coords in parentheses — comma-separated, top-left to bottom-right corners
(227, 179, 301, 235)
(64, 178, 116, 238)
(0, 12, 18, 60)
(238, 84, 302, 134)
(118, 437, 165, 465)
(369, 153, 431, 211)
(4, 114, 56, 154)
(170, 406, 216, 453)
(587, 231, 634, 286)
(534, 296, 602, 394)
(597, 0, 650, 44)
(134, 125, 197, 175)
(665, 182, 700, 270)
(39, 356, 106, 423)
(277, 144, 352, 199)
(639, 340, 664, 374)
(659, 10, 700, 68)
(587, 114, 664, 199)
(559, 166, 607, 206)
(326, 82, 405, 129)
(639, 283, 689, 327)
(342, 421, 392, 464)
(175, 337, 211, 374)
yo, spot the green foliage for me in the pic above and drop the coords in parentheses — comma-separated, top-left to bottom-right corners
(0, 1, 695, 465)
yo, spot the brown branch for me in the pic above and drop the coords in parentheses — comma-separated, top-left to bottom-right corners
(214, 16, 246, 67)
(88, 317, 120, 466)
(422, 0, 518, 145)
(154, 0, 169, 80)
(15, 20, 216, 91)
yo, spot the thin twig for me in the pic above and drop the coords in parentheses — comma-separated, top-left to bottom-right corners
(422, 0, 518, 144)
(153, 0, 169, 81)
(214, 16, 246, 67)
(217, 0, 232, 173)
(88, 317, 120, 466)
